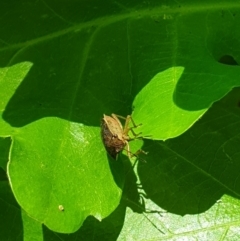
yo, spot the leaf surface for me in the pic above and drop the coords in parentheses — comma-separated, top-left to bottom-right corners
(0, 0, 240, 237)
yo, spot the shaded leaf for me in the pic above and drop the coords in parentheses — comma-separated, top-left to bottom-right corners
(0, 0, 240, 238)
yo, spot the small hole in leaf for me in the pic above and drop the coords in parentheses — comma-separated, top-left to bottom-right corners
(218, 55, 239, 65)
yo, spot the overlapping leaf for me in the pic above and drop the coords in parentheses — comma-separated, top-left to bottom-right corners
(1, 0, 240, 239)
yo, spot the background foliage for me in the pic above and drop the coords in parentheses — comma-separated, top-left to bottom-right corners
(1, 0, 240, 240)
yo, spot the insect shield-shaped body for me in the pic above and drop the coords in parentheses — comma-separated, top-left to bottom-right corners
(101, 113, 143, 159)
(101, 114, 129, 159)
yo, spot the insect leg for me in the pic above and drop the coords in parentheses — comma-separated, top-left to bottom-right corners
(123, 115, 142, 137)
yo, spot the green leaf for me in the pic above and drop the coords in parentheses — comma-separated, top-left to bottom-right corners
(1, 0, 240, 238)
(133, 65, 240, 139)
(8, 119, 123, 232)
(0, 63, 124, 232)
(119, 88, 240, 240)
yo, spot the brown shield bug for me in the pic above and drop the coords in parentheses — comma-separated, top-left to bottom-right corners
(101, 113, 144, 159)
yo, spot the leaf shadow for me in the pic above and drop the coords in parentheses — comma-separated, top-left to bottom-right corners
(138, 140, 223, 215)
(2, 20, 146, 128)
(0, 136, 11, 173)
(173, 63, 240, 111)
(138, 98, 240, 215)
(120, 154, 148, 214)
(0, 181, 23, 240)
(107, 154, 125, 190)
(173, 24, 240, 112)
(1, 173, 126, 241)
(2, 9, 240, 234)
(43, 203, 126, 241)
(2, 15, 177, 128)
